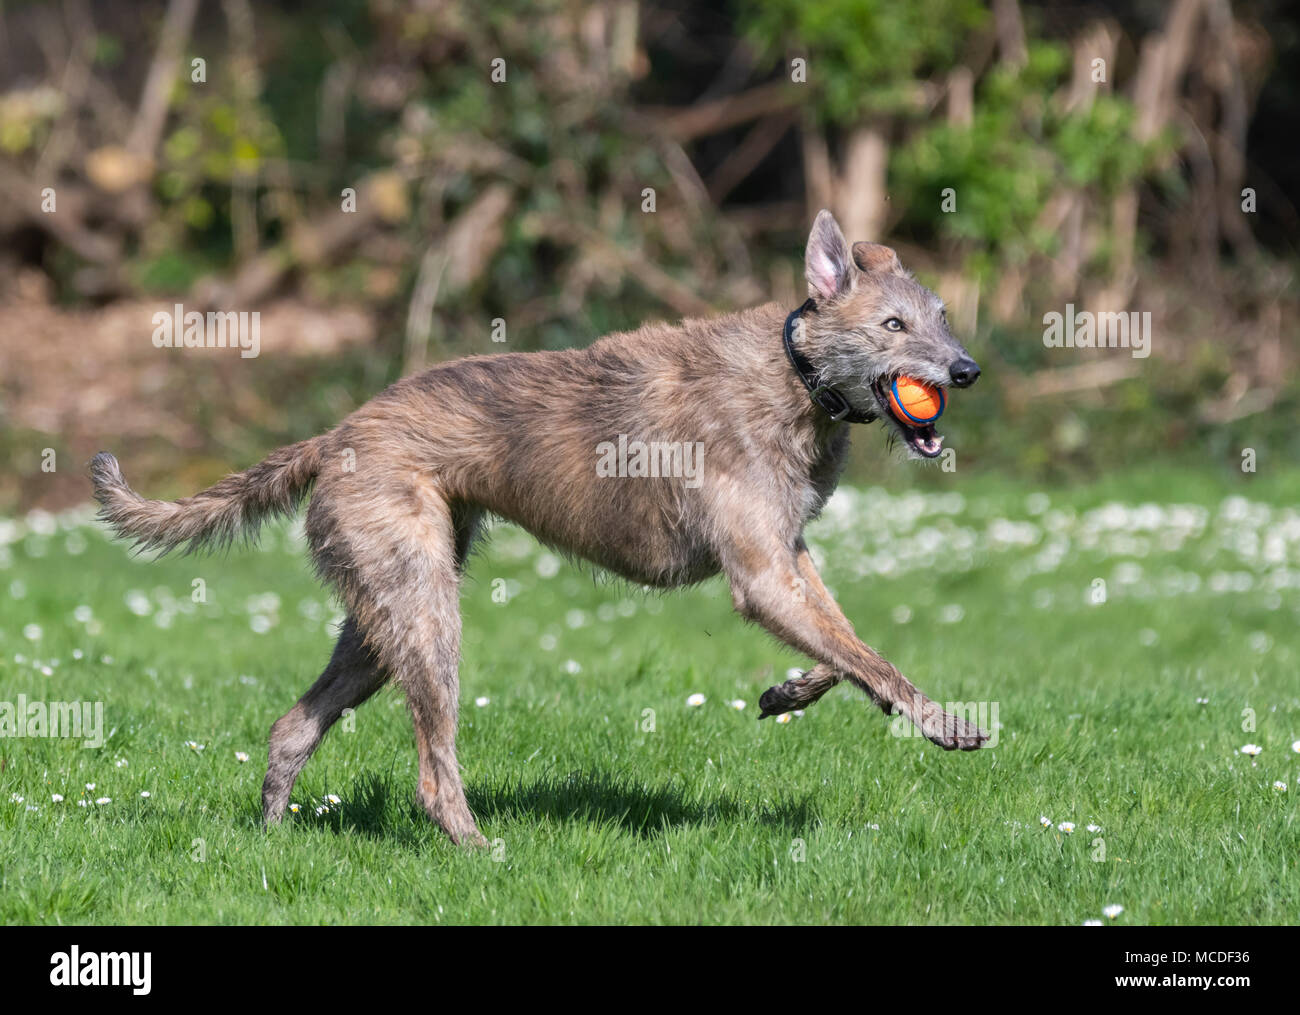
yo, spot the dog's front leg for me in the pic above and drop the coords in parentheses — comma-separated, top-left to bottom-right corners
(729, 539, 986, 750)
(758, 547, 864, 719)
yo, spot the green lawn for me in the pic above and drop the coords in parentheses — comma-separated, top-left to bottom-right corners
(1, 466, 1297, 924)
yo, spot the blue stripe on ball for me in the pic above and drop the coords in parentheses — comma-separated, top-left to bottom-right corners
(889, 378, 945, 424)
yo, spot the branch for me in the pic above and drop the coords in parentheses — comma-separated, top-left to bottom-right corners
(640, 81, 797, 142)
(1008, 358, 1141, 402)
(126, 0, 201, 161)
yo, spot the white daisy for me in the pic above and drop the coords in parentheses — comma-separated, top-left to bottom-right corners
(686, 693, 706, 707)
(1086, 823, 1102, 833)
(235, 751, 249, 763)
(140, 791, 151, 798)
(95, 797, 111, 805)
(1272, 781, 1287, 792)
(1082, 919, 1102, 926)
(475, 696, 490, 707)
(728, 699, 746, 711)
(1039, 815, 1052, 828)
(1057, 822, 1075, 834)
(1102, 904, 1124, 920)
(1240, 744, 1262, 757)
(51, 794, 64, 803)
(775, 713, 792, 724)
(325, 794, 341, 805)
(289, 803, 301, 813)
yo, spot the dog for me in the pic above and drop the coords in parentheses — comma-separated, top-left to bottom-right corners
(90, 209, 987, 846)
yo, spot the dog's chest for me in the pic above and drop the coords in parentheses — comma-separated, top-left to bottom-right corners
(794, 427, 850, 528)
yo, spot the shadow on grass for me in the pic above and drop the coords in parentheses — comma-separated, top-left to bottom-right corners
(251, 773, 429, 850)
(468, 769, 816, 837)
(253, 769, 816, 844)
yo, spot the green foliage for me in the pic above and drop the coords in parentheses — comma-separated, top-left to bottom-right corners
(1054, 96, 1146, 191)
(150, 65, 288, 260)
(891, 42, 1167, 271)
(92, 33, 124, 69)
(132, 250, 214, 294)
(734, 5, 1172, 277)
(0, 86, 59, 154)
(737, 0, 988, 120)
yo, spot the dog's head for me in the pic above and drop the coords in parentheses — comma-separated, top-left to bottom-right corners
(797, 209, 979, 458)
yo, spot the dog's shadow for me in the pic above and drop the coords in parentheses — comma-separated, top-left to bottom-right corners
(280, 769, 815, 845)
(468, 768, 815, 837)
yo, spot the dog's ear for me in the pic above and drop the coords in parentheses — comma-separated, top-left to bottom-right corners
(852, 241, 904, 276)
(805, 210, 852, 302)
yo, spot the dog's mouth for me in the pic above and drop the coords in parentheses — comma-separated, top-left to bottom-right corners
(871, 378, 945, 459)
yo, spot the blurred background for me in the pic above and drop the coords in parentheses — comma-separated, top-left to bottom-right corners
(0, 0, 1296, 512)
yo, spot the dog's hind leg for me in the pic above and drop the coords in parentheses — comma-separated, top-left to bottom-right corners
(399, 502, 486, 846)
(328, 479, 485, 846)
(262, 616, 386, 824)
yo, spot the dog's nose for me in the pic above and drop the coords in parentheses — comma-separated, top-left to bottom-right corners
(949, 358, 980, 388)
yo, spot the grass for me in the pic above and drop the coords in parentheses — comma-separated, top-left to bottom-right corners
(1, 465, 1297, 925)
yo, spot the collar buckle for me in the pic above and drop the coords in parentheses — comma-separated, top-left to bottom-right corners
(809, 385, 854, 422)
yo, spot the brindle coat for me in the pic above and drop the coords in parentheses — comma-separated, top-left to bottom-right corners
(91, 211, 987, 846)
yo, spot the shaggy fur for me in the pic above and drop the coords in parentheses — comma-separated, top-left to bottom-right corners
(90, 210, 987, 846)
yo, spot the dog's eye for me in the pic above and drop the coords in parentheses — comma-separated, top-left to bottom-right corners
(883, 317, 905, 332)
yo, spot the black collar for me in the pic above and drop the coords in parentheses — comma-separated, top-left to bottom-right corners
(782, 298, 874, 424)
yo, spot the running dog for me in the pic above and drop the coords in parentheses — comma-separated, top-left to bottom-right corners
(91, 210, 987, 845)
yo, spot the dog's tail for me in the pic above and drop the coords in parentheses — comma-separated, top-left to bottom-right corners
(89, 437, 326, 555)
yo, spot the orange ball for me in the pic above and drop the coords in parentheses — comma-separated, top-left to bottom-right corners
(886, 376, 945, 426)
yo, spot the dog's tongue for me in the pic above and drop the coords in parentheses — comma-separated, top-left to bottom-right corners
(907, 425, 944, 458)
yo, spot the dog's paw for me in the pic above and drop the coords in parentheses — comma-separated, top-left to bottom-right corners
(917, 702, 988, 751)
(450, 827, 489, 849)
(757, 668, 837, 719)
(757, 681, 796, 719)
